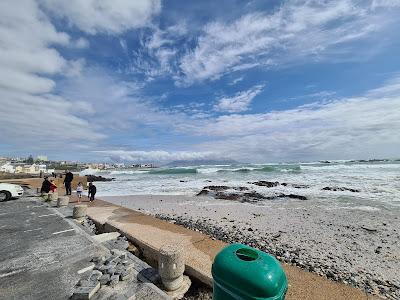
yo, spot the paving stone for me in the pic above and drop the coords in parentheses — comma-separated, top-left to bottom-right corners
(72, 282, 100, 300)
(106, 266, 116, 275)
(114, 265, 125, 275)
(99, 274, 111, 285)
(111, 249, 125, 256)
(110, 274, 120, 287)
(88, 270, 102, 283)
(77, 279, 89, 287)
(91, 256, 105, 263)
(120, 269, 134, 281)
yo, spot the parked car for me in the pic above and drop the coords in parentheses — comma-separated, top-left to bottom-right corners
(0, 183, 24, 201)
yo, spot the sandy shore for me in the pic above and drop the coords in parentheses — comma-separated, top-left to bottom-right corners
(102, 194, 399, 299)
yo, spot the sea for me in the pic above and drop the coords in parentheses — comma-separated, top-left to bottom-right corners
(81, 160, 400, 211)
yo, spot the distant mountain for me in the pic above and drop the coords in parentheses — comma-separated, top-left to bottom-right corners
(164, 159, 239, 167)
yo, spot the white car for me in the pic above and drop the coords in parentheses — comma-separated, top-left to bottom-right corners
(0, 183, 24, 201)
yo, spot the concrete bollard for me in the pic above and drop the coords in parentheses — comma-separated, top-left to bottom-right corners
(57, 196, 69, 207)
(73, 204, 87, 220)
(158, 244, 185, 291)
(49, 192, 58, 202)
(41, 193, 49, 201)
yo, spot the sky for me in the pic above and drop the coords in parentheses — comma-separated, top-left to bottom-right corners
(1, 0, 400, 163)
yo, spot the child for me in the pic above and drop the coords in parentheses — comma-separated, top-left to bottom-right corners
(50, 180, 57, 193)
(76, 182, 84, 202)
(88, 182, 97, 202)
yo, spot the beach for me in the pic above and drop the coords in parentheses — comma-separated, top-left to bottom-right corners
(102, 194, 400, 299)
(83, 161, 400, 299)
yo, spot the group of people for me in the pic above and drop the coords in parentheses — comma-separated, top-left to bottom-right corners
(40, 170, 97, 202)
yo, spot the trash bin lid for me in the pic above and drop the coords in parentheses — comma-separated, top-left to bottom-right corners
(212, 243, 288, 300)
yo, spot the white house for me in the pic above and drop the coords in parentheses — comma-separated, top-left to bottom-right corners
(0, 163, 15, 173)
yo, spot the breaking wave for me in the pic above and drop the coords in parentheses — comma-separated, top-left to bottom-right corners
(147, 168, 198, 175)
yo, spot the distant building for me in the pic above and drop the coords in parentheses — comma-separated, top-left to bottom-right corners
(0, 163, 15, 173)
(13, 164, 47, 174)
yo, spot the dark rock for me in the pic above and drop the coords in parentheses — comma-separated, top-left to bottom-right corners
(86, 175, 114, 182)
(250, 181, 280, 187)
(322, 186, 360, 192)
(242, 191, 267, 201)
(196, 189, 209, 196)
(204, 185, 230, 191)
(291, 184, 310, 189)
(215, 192, 241, 201)
(235, 186, 249, 191)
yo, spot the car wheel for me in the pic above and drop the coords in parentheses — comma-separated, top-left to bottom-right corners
(0, 191, 11, 202)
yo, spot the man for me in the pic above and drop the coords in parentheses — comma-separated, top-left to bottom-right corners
(88, 182, 96, 202)
(64, 170, 74, 195)
(40, 177, 51, 194)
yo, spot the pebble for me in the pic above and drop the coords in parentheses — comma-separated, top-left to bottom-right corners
(154, 213, 399, 300)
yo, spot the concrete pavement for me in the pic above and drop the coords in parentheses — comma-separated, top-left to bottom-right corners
(0, 197, 169, 300)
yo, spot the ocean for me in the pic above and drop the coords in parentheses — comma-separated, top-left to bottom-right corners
(82, 160, 400, 210)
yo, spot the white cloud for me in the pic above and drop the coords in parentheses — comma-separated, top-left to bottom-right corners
(229, 76, 244, 85)
(131, 23, 187, 79)
(190, 76, 400, 162)
(214, 84, 264, 113)
(95, 150, 219, 163)
(39, 0, 161, 34)
(178, 0, 400, 84)
(0, 0, 104, 152)
(74, 37, 89, 49)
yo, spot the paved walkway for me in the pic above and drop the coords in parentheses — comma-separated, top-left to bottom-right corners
(0, 197, 169, 300)
(87, 199, 380, 300)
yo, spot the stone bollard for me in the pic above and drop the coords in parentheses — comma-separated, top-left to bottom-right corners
(41, 193, 49, 201)
(57, 196, 69, 207)
(158, 244, 185, 291)
(73, 204, 87, 220)
(49, 192, 58, 202)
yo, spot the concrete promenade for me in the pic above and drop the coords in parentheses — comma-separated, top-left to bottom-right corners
(0, 197, 169, 300)
(87, 199, 380, 300)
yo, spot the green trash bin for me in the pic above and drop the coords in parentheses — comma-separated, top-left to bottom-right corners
(212, 243, 288, 300)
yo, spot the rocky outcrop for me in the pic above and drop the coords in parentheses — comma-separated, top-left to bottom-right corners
(86, 175, 114, 182)
(251, 181, 309, 189)
(250, 181, 280, 187)
(322, 187, 360, 193)
(197, 186, 307, 202)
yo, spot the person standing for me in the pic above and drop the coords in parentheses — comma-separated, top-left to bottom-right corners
(76, 182, 84, 202)
(64, 170, 74, 195)
(88, 182, 96, 202)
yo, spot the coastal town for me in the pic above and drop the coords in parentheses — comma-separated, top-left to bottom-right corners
(0, 155, 155, 178)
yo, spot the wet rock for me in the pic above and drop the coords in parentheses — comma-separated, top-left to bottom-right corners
(86, 175, 114, 182)
(196, 190, 209, 196)
(250, 181, 280, 187)
(291, 184, 310, 189)
(277, 194, 308, 200)
(215, 192, 241, 201)
(322, 186, 360, 192)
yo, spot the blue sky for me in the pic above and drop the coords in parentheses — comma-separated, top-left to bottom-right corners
(1, 0, 400, 163)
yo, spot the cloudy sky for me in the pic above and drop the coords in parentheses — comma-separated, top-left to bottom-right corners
(1, 0, 400, 163)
